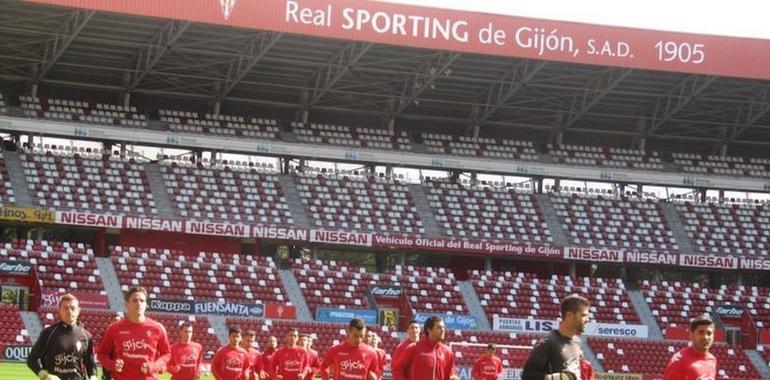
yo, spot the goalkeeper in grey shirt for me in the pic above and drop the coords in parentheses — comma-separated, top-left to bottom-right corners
(27, 293, 97, 380)
(522, 295, 591, 380)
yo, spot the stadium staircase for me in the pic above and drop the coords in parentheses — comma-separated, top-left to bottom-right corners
(278, 174, 311, 228)
(628, 289, 664, 339)
(745, 350, 770, 378)
(407, 184, 443, 236)
(580, 340, 606, 373)
(19, 311, 43, 342)
(535, 193, 570, 246)
(95, 257, 127, 312)
(145, 162, 177, 216)
(458, 281, 491, 331)
(3, 148, 34, 206)
(278, 269, 313, 321)
(206, 315, 229, 346)
(660, 202, 697, 254)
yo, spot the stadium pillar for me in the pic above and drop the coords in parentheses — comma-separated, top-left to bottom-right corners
(554, 178, 561, 192)
(398, 253, 406, 267)
(569, 263, 576, 278)
(718, 189, 725, 203)
(484, 257, 491, 271)
(536, 177, 543, 193)
(637, 137, 646, 151)
(213, 99, 221, 115)
(302, 109, 310, 124)
(31, 83, 38, 98)
(123, 92, 131, 109)
(387, 118, 395, 134)
(310, 245, 318, 260)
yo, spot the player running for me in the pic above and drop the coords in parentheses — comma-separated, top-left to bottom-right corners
(167, 321, 203, 380)
(211, 325, 251, 380)
(27, 293, 97, 380)
(97, 286, 171, 380)
(269, 328, 309, 380)
(315, 318, 379, 380)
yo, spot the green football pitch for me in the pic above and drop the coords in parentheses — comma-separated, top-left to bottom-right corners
(0, 362, 215, 379)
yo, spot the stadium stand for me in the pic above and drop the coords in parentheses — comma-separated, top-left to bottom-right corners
(386, 264, 468, 314)
(160, 159, 292, 224)
(110, 246, 287, 304)
(422, 133, 538, 161)
(0, 93, 7, 114)
(550, 191, 678, 252)
(639, 280, 770, 329)
(425, 179, 551, 242)
(19, 96, 148, 128)
(21, 147, 156, 214)
(0, 240, 101, 294)
(292, 122, 411, 151)
(549, 143, 664, 170)
(674, 152, 770, 179)
(589, 338, 761, 379)
(0, 304, 30, 344)
(676, 200, 770, 256)
(159, 109, 280, 140)
(469, 270, 640, 324)
(295, 170, 424, 234)
(0, 149, 15, 204)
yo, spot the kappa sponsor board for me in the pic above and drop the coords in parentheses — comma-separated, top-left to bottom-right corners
(0, 260, 33, 275)
(316, 307, 378, 325)
(0, 345, 32, 361)
(193, 301, 264, 317)
(148, 298, 195, 313)
(0, 205, 55, 224)
(414, 312, 478, 330)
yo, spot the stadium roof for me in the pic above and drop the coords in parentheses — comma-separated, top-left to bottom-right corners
(1, 0, 770, 152)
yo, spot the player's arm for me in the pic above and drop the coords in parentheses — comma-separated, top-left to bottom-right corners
(26, 325, 51, 376)
(96, 325, 118, 372)
(83, 334, 97, 378)
(149, 326, 172, 373)
(391, 344, 414, 380)
(521, 340, 551, 380)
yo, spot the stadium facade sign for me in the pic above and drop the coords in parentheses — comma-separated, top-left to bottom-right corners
(563, 247, 625, 263)
(492, 317, 554, 333)
(316, 307, 378, 325)
(264, 304, 297, 319)
(414, 312, 478, 330)
(372, 235, 562, 258)
(0, 261, 32, 275)
(369, 285, 402, 298)
(185, 221, 249, 237)
(252, 225, 308, 241)
(310, 229, 372, 246)
(583, 322, 649, 339)
(492, 317, 649, 338)
(148, 298, 195, 313)
(124, 216, 185, 232)
(716, 304, 743, 318)
(0, 205, 55, 224)
(0, 345, 32, 362)
(56, 211, 122, 228)
(678, 254, 739, 270)
(193, 301, 264, 317)
(21, 0, 770, 80)
(41, 291, 109, 309)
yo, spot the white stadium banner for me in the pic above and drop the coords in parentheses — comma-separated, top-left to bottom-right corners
(493, 317, 648, 338)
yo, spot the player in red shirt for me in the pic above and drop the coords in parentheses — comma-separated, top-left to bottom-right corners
(472, 344, 503, 380)
(97, 286, 171, 380)
(211, 325, 251, 380)
(261, 335, 278, 380)
(269, 328, 309, 380)
(391, 320, 420, 366)
(167, 321, 203, 380)
(299, 334, 321, 380)
(241, 329, 263, 380)
(367, 332, 388, 380)
(393, 316, 458, 380)
(315, 318, 379, 380)
(664, 314, 717, 380)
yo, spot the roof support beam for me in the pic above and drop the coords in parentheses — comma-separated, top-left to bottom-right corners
(644, 74, 717, 135)
(392, 52, 460, 116)
(561, 67, 633, 130)
(218, 32, 282, 99)
(127, 20, 191, 91)
(476, 60, 547, 123)
(34, 9, 94, 82)
(729, 85, 770, 141)
(306, 41, 372, 108)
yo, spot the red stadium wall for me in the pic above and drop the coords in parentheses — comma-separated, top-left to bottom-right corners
(118, 230, 245, 256)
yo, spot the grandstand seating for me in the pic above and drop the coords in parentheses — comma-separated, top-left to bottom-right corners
(111, 246, 288, 304)
(0, 93, 7, 114)
(0, 304, 30, 344)
(426, 180, 551, 242)
(549, 144, 664, 170)
(295, 171, 424, 234)
(674, 152, 770, 179)
(447, 331, 543, 369)
(20, 96, 148, 128)
(148, 312, 221, 355)
(160, 160, 292, 224)
(422, 133, 538, 161)
(293, 122, 411, 151)
(386, 265, 468, 314)
(640, 280, 770, 329)
(550, 192, 677, 252)
(0, 150, 16, 204)
(676, 201, 770, 256)
(0, 240, 101, 294)
(159, 109, 280, 140)
(589, 338, 761, 379)
(469, 270, 640, 324)
(21, 148, 156, 214)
